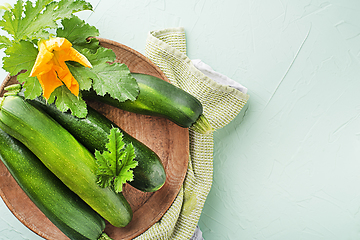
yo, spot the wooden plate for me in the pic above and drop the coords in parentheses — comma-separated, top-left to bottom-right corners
(0, 38, 189, 240)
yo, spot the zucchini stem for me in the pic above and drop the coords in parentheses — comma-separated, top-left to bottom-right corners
(98, 233, 114, 240)
(192, 114, 214, 135)
(4, 83, 22, 97)
(1, 84, 23, 109)
(0, 97, 3, 109)
(4, 83, 22, 92)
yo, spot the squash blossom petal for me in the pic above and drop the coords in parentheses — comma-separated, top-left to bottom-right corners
(30, 37, 92, 100)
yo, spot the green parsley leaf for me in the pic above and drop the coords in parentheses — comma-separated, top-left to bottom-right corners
(95, 128, 138, 193)
(113, 144, 137, 193)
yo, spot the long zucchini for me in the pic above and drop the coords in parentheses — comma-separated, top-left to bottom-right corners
(27, 96, 166, 192)
(0, 95, 132, 228)
(81, 73, 213, 134)
(0, 128, 109, 240)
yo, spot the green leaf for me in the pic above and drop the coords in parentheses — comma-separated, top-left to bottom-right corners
(114, 143, 137, 193)
(3, 40, 38, 75)
(67, 47, 139, 102)
(94, 150, 113, 188)
(2, 39, 43, 100)
(0, 0, 92, 42)
(82, 47, 139, 102)
(18, 73, 42, 99)
(28, 0, 93, 41)
(66, 62, 93, 91)
(57, 15, 100, 53)
(91, 61, 139, 102)
(0, 36, 12, 49)
(46, 0, 92, 21)
(0, 3, 12, 11)
(48, 85, 88, 118)
(16, 0, 55, 40)
(95, 128, 138, 193)
(0, 0, 24, 38)
(105, 127, 126, 161)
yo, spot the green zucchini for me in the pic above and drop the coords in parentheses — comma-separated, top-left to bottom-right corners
(81, 73, 213, 134)
(27, 96, 166, 192)
(0, 128, 110, 240)
(0, 95, 132, 228)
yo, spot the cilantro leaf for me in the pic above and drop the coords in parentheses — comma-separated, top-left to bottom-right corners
(48, 85, 88, 118)
(57, 15, 100, 53)
(95, 128, 138, 193)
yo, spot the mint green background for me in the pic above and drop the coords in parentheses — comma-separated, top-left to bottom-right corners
(1, 0, 360, 239)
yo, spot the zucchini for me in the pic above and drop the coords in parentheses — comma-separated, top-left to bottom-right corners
(81, 73, 213, 134)
(0, 128, 109, 240)
(0, 95, 132, 228)
(27, 96, 166, 192)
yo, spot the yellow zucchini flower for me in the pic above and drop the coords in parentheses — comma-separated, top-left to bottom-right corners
(30, 37, 92, 100)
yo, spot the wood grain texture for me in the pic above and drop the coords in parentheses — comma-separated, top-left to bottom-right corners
(0, 38, 189, 240)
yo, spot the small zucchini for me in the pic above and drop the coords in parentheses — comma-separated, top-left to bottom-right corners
(81, 73, 213, 134)
(27, 96, 166, 192)
(0, 95, 132, 228)
(0, 128, 109, 240)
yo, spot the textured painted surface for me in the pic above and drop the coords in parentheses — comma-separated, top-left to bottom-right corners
(1, 0, 360, 239)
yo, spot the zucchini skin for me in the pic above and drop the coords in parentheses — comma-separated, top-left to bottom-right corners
(27, 97, 166, 192)
(0, 95, 132, 228)
(0, 128, 106, 240)
(81, 73, 203, 128)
